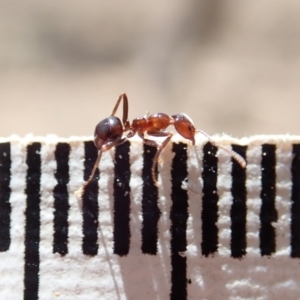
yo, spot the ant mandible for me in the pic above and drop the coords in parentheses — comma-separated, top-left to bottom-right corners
(78, 93, 246, 193)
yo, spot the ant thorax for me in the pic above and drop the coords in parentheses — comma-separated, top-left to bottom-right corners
(147, 113, 173, 131)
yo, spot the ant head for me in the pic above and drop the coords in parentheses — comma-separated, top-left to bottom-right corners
(94, 116, 123, 149)
(172, 113, 196, 144)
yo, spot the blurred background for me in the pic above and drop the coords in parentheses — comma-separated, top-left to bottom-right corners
(0, 0, 300, 138)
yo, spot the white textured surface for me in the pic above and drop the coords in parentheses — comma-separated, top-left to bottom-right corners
(0, 141, 27, 297)
(0, 135, 300, 299)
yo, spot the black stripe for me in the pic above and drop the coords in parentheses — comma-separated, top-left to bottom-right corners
(291, 144, 300, 258)
(260, 144, 277, 256)
(170, 142, 188, 300)
(141, 144, 160, 255)
(24, 143, 41, 300)
(113, 141, 131, 256)
(53, 143, 70, 256)
(82, 141, 99, 256)
(230, 145, 247, 258)
(0, 142, 11, 252)
(201, 142, 219, 256)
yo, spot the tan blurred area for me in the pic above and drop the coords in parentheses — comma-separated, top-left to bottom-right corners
(0, 0, 300, 138)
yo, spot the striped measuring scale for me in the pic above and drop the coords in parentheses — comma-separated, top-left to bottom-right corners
(0, 135, 299, 299)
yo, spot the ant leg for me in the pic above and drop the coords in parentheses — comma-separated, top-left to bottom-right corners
(75, 137, 128, 199)
(135, 132, 160, 184)
(137, 132, 160, 148)
(111, 93, 127, 116)
(87, 137, 128, 186)
(127, 130, 138, 139)
(196, 130, 246, 168)
(111, 93, 130, 130)
(147, 131, 173, 186)
(82, 149, 103, 189)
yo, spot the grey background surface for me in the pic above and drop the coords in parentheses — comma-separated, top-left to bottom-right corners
(1, 1, 299, 138)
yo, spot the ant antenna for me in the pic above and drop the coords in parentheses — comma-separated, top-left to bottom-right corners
(182, 131, 247, 195)
(181, 178, 201, 194)
(196, 130, 247, 168)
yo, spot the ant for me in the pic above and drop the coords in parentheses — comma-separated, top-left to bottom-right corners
(76, 93, 246, 195)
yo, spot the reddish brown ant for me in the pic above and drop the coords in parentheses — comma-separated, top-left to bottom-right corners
(76, 93, 246, 196)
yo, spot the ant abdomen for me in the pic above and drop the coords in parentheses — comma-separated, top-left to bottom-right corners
(94, 116, 123, 148)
